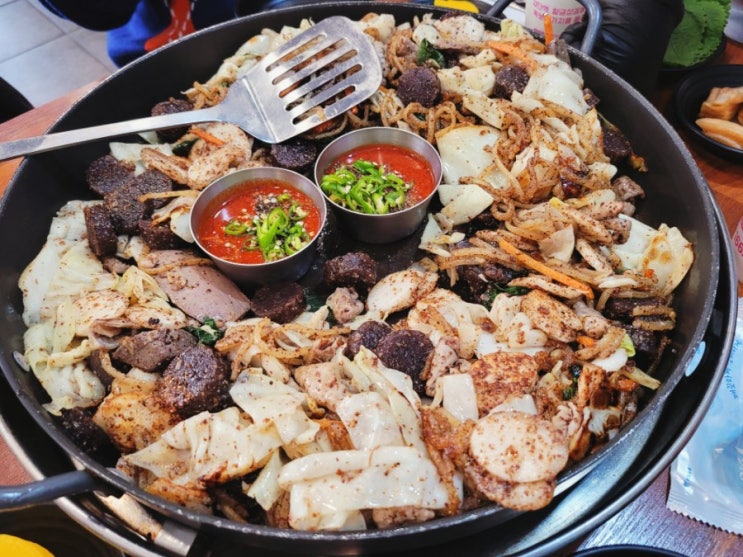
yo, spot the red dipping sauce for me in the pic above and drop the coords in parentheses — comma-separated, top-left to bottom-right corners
(195, 179, 322, 265)
(327, 143, 437, 207)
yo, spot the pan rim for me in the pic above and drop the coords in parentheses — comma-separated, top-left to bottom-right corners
(0, 2, 722, 553)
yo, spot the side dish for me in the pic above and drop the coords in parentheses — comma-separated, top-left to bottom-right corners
(697, 85, 743, 148)
(321, 143, 436, 214)
(17, 11, 694, 532)
(196, 179, 322, 264)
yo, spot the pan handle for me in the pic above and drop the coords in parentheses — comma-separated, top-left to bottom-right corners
(0, 470, 101, 511)
(485, 0, 602, 56)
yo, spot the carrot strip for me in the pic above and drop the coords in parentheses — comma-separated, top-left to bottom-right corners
(543, 14, 554, 45)
(576, 335, 596, 347)
(190, 126, 226, 146)
(498, 238, 595, 300)
(485, 41, 538, 73)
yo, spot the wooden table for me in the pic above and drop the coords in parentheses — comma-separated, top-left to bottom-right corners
(1, 50, 742, 557)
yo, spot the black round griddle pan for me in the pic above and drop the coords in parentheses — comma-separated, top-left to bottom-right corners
(0, 2, 726, 555)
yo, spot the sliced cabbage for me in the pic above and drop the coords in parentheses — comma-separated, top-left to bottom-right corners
(608, 216, 694, 295)
(72, 290, 129, 337)
(433, 13, 486, 42)
(354, 13, 396, 43)
(150, 195, 196, 243)
(408, 288, 489, 359)
(592, 348, 629, 372)
(491, 393, 538, 415)
(230, 372, 319, 446)
(124, 407, 283, 485)
(500, 18, 532, 39)
(438, 66, 495, 97)
(539, 226, 576, 262)
(437, 183, 494, 226)
(278, 446, 449, 530)
(486, 293, 549, 350)
(246, 449, 284, 511)
(436, 125, 503, 185)
(109, 141, 172, 174)
(336, 392, 405, 449)
(522, 62, 589, 115)
(342, 347, 426, 453)
(19, 201, 118, 326)
(435, 373, 479, 422)
(459, 48, 497, 69)
(462, 92, 511, 128)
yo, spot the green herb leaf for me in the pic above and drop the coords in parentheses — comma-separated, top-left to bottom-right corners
(186, 317, 224, 346)
(172, 138, 197, 157)
(562, 384, 577, 401)
(486, 284, 530, 307)
(663, 0, 731, 67)
(416, 38, 445, 67)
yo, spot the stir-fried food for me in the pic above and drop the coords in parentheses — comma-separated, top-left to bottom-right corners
(17, 12, 693, 531)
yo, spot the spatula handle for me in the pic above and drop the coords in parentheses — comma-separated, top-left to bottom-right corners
(0, 106, 222, 162)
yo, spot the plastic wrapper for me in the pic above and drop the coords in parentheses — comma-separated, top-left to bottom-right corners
(667, 298, 743, 535)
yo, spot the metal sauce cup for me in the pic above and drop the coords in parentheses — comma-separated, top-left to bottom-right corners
(314, 127, 442, 244)
(190, 167, 327, 286)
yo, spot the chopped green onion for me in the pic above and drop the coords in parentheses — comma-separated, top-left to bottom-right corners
(222, 199, 311, 261)
(320, 159, 412, 215)
(224, 219, 248, 236)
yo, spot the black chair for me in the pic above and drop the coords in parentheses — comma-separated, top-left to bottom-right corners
(0, 78, 33, 122)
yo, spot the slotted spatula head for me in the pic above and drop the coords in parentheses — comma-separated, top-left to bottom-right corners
(220, 15, 383, 144)
(0, 16, 384, 161)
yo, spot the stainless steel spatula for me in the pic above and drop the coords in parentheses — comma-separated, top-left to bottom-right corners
(0, 16, 383, 161)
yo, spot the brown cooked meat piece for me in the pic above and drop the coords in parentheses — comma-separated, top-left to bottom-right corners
(397, 66, 441, 107)
(492, 65, 530, 99)
(83, 203, 118, 257)
(270, 139, 317, 171)
(139, 249, 251, 324)
(112, 328, 198, 372)
(323, 252, 377, 291)
(155, 344, 231, 419)
(603, 296, 666, 321)
(104, 169, 172, 235)
(620, 323, 661, 357)
(85, 154, 136, 196)
(457, 263, 523, 304)
(86, 349, 115, 390)
(251, 281, 306, 324)
(602, 125, 632, 165)
(344, 320, 392, 359)
(138, 219, 185, 250)
(151, 97, 194, 143)
(57, 406, 118, 462)
(374, 329, 434, 395)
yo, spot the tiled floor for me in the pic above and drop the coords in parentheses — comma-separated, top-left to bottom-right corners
(0, 0, 116, 108)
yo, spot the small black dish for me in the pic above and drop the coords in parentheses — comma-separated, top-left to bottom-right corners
(673, 63, 743, 162)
